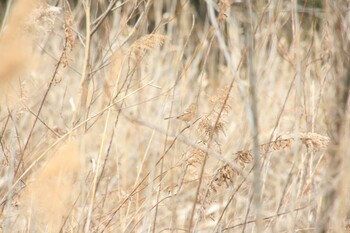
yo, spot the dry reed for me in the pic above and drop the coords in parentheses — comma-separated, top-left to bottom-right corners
(0, 1, 349, 232)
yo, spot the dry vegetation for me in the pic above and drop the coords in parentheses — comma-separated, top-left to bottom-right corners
(0, 0, 350, 232)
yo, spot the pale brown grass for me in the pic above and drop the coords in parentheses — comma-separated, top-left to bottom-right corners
(0, 1, 349, 232)
(0, 0, 37, 83)
(20, 141, 80, 232)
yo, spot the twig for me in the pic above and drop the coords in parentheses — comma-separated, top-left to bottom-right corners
(245, 1, 262, 230)
(0, 80, 154, 206)
(15, 46, 66, 176)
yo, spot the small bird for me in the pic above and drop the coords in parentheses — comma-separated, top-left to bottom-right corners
(164, 103, 197, 122)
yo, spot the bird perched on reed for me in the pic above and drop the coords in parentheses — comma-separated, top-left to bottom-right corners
(164, 103, 197, 122)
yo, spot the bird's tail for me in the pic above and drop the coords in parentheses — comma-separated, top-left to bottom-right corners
(164, 115, 177, 120)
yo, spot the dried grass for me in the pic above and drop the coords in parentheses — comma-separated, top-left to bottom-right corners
(0, 0, 43, 84)
(0, 1, 348, 232)
(128, 33, 168, 64)
(21, 141, 81, 232)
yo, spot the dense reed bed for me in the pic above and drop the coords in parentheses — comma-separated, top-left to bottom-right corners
(0, 1, 349, 232)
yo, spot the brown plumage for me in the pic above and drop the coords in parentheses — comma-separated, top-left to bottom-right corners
(164, 103, 197, 122)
